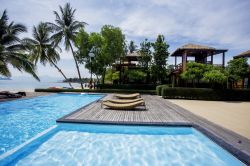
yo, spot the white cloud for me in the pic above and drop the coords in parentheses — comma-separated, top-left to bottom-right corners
(120, 0, 250, 49)
(1, 0, 250, 77)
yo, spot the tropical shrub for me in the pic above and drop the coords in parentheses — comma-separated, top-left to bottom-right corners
(161, 87, 250, 101)
(127, 70, 146, 82)
(156, 84, 170, 96)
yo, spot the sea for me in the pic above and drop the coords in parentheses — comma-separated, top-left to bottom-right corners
(0, 76, 81, 92)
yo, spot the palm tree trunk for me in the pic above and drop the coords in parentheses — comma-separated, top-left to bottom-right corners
(51, 61, 73, 88)
(68, 41, 84, 89)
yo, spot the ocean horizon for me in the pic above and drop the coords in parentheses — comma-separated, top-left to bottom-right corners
(0, 76, 81, 92)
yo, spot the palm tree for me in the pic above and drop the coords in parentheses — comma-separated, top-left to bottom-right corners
(47, 3, 87, 89)
(0, 10, 39, 80)
(22, 22, 73, 88)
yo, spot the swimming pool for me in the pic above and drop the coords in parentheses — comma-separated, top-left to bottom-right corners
(0, 124, 244, 166)
(0, 93, 104, 155)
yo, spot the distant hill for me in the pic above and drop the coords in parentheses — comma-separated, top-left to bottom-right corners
(10, 75, 62, 82)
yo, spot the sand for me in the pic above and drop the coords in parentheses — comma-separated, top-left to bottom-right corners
(168, 99, 250, 139)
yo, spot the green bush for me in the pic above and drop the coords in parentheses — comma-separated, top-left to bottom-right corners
(127, 70, 146, 82)
(156, 84, 170, 96)
(96, 84, 156, 90)
(35, 88, 156, 95)
(161, 87, 250, 101)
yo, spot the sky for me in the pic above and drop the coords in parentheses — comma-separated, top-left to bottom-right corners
(1, 0, 250, 80)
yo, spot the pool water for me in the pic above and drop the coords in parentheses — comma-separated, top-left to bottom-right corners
(0, 93, 104, 155)
(0, 124, 244, 166)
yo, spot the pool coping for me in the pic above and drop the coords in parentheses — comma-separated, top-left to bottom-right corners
(56, 94, 250, 165)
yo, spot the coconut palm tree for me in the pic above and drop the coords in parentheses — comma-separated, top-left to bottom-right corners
(47, 3, 87, 89)
(22, 22, 73, 88)
(0, 10, 39, 80)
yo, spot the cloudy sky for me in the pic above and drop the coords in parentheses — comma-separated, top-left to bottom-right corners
(1, 0, 250, 80)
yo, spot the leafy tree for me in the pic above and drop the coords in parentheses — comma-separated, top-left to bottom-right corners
(152, 34, 169, 83)
(75, 29, 108, 83)
(0, 10, 39, 80)
(101, 25, 125, 84)
(202, 69, 227, 88)
(47, 3, 87, 89)
(128, 40, 137, 53)
(180, 62, 207, 86)
(22, 22, 72, 87)
(138, 38, 152, 83)
(127, 70, 146, 83)
(226, 58, 249, 86)
(104, 68, 119, 83)
(75, 28, 89, 63)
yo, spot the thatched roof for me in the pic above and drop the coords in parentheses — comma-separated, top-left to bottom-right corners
(126, 51, 141, 61)
(127, 51, 140, 57)
(180, 43, 216, 50)
(171, 43, 227, 57)
(234, 50, 250, 59)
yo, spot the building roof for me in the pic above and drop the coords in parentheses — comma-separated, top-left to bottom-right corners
(234, 50, 250, 59)
(127, 51, 140, 57)
(126, 51, 141, 61)
(171, 43, 227, 57)
(180, 43, 215, 50)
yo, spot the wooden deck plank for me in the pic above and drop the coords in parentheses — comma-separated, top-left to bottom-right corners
(64, 94, 189, 123)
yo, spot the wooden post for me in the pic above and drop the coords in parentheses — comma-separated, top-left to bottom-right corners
(182, 51, 187, 71)
(175, 56, 177, 68)
(222, 52, 225, 67)
(211, 52, 213, 65)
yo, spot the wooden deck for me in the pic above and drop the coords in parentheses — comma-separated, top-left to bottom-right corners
(57, 94, 250, 164)
(59, 94, 189, 124)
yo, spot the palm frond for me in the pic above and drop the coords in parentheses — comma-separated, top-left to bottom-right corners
(0, 60, 11, 77)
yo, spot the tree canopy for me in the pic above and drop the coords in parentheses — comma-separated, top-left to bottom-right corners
(0, 10, 39, 80)
(227, 58, 249, 82)
(128, 40, 137, 53)
(151, 34, 169, 83)
(47, 2, 87, 88)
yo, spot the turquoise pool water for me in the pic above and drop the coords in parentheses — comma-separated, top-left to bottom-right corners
(0, 93, 104, 155)
(0, 124, 244, 166)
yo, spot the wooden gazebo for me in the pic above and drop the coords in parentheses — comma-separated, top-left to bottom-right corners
(171, 43, 228, 73)
(112, 51, 141, 71)
(112, 51, 144, 84)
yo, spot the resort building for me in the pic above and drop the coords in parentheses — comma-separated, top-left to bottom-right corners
(112, 51, 144, 84)
(171, 43, 228, 86)
(233, 50, 250, 89)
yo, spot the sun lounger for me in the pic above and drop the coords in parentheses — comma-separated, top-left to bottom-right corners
(114, 93, 141, 99)
(0, 91, 22, 98)
(103, 98, 144, 104)
(102, 100, 146, 110)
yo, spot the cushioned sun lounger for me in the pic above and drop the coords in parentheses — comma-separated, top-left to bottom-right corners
(103, 98, 144, 104)
(102, 100, 146, 110)
(113, 93, 140, 99)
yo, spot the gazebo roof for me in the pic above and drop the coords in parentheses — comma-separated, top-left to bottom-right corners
(171, 43, 227, 57)
(234, 50, 250, 59)
(126, 51, 141, 61)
